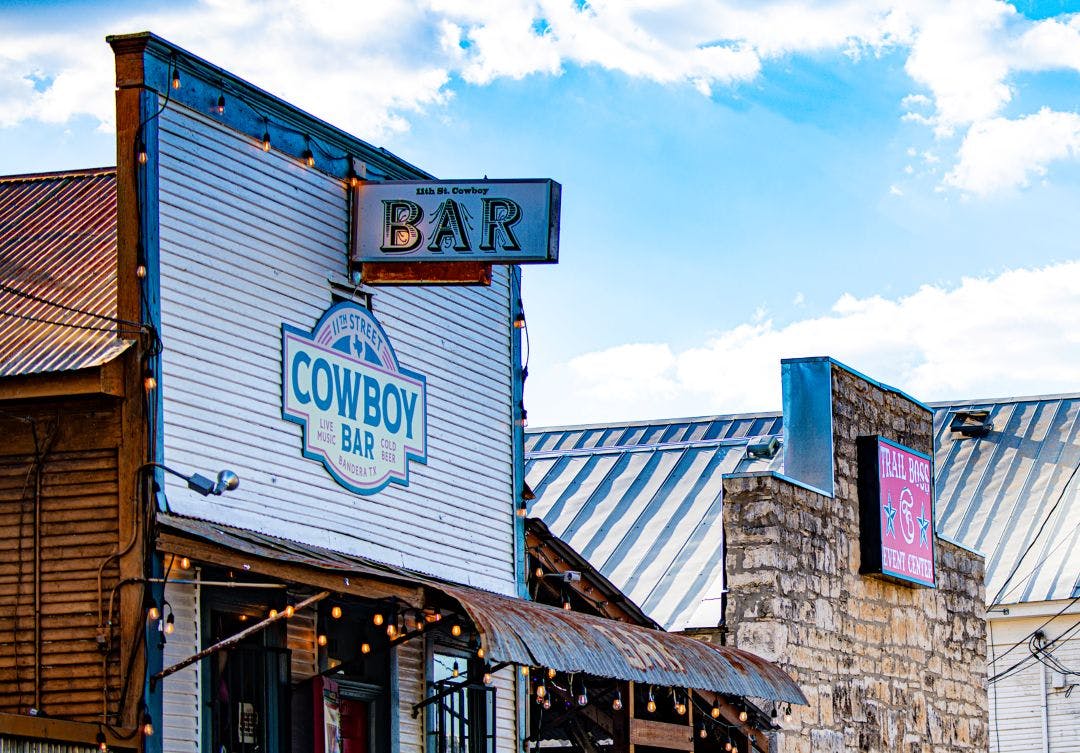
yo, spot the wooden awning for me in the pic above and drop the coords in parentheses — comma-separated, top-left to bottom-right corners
(157, 513, 805, 705)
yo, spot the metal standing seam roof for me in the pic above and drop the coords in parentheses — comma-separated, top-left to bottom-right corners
(525, 428, 783, 632)
(525, 394, 1080, 628)
(0, 168, 132, 377)
(158, 513, 806, 704)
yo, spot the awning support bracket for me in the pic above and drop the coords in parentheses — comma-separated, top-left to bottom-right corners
(151, 590, 329, 688)
(411, 661, 511, 717)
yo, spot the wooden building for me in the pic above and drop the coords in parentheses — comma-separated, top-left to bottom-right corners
(0, 30, 804, 753)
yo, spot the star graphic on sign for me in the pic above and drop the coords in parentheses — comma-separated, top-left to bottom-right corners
(917, 504, 931, 547)
(883, 494, 897, 537)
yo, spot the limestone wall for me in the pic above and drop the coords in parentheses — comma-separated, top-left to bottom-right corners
(718, 364, 988, 753)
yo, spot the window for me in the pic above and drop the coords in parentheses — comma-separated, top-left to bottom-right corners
(426, 645, 495, 753)
(205, 607, 289, 753)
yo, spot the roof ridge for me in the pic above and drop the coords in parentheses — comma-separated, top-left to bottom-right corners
(0, 167, 116, 183)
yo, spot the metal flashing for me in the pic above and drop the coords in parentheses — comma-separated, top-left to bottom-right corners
(781, 358, 835, 496)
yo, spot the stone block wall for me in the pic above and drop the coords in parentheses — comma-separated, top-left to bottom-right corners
(716, 363, 988, 752)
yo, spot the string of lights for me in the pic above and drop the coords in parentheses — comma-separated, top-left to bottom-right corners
(0, 280, 145, 330)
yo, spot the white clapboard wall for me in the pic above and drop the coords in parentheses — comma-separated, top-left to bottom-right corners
(156, 105, 515, 594)
(162, 578, 201, 753)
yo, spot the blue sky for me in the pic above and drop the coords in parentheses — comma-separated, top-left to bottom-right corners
(2, 0, 1079, 424)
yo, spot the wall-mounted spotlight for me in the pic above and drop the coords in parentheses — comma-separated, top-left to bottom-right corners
(139, 462, 240, 496)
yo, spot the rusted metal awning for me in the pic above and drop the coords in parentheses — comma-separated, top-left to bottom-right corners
(158, 514, 805, 705)
(439, 583, 805, 704)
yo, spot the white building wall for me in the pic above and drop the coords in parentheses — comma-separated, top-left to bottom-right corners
(162, 576, 201, 753)
(156, 105, 515, 596)
(988, 608, 1080, 753)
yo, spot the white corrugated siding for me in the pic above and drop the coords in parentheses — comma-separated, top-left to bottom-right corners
(156, 106, 515, 595)
(989, 613, 1080, 753)
(162, 577, 201, 753)
(493, 668, 518, 753)
(398, 640, 425, 753)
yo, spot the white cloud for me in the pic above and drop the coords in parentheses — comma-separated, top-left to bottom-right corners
(530, 260, 1080, 424)
(944, 107, 1080, 194)
(2, 1, 1080, 188)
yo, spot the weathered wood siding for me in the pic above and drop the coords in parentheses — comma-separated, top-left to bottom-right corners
(0, 399, 122, 721)
(156, 106, 515, 595)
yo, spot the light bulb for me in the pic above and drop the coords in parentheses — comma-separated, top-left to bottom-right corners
(179, 557, 190, 569)
(547, 668, 556, 680)
(451, 661, 460, 678)
(513, 314, 526, 329)
(137, 146, 148, 166)
(360, 643, 371, 654)
(725, 742, 732, 752)
(142, 713, 154, 736)
(451, 624, 462, 637)
(516, 504, 528, 518)
(738, 710, 748, 723)
(711, 705, 721, 719)
(562, 600, 571, 611)
(216, 95, 225, 115)
(534, 567, 544, 579)
(612, 693, 623, 711)
(147, 606, 160, 622)
(302, 148, 315, 167)
(284, 605, 295, 618)
(136, 265, 147, 279)
(784, 705, 792, 723)
(331, 606, 342, 619)
(699, 726, 708, 739)
(143, 375, 157, 391)
(477, 647, 485, 659)
(483, 673, 492, 685)
(97, 732, 108, 753)
(373, 613, 384, 626)
(387, 624, 398, 639)
(676, 703, 686, 716)
(536, 684, 546, 699)
(171, 68, 180, 89)
(269, 609, 278, 618)
(646, 699, 657, 713)
(164, 614, 175, 635)
(318, 634, 328, 647)
(577, 692, 588, 706)
(261, 131, 271, 152)
(542, 699, 551, 710)
(520, 665, 530, 676)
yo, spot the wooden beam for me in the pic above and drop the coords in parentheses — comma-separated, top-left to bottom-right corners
(156, 532, 423, 606)
(359, 261, 492, 286)
(0, 361, 126, 401)
(630, 719, 695, 751)
(0, 712, 137, 749)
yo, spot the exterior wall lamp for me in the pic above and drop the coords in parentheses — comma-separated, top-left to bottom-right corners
(139, 462, 240, 496)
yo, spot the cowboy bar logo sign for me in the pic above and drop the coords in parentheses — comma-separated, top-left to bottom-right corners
(353, 179, 560, 264)
(282, 302, 427, 495)
(857, 436, 936, 588)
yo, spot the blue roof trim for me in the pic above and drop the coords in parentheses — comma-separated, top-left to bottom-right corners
(781, 356, 933, 414)
(935, 532, 985, 558)
(724, 470, 833, 498)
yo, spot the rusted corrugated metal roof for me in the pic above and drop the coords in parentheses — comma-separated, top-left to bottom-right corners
(439, 582, 805, 703)
(526, 393, 1080, 619)
(0, 168, 133, 377)
(158, 512, 806, 704)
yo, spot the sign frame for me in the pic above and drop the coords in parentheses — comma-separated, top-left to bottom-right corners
(856, 435, 937, 589)
(352, 178, 560, 265)
(281, 301, 428, 496)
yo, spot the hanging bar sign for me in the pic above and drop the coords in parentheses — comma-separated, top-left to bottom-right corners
(353, 179, 560, 264)
(282, 301, 427, 495)
(857, 436, 936, 588)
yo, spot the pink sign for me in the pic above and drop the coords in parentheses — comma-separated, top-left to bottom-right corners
(859, 437, 936, 588)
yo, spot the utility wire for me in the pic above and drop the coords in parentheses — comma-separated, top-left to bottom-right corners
(990, 458, 1080, 607)
(0, 280, 144, 330)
